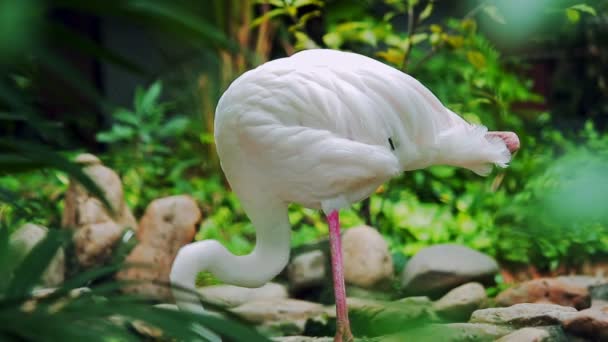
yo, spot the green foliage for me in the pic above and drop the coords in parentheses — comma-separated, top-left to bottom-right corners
(0, 227, 270, 341)
(246, 0, 608, 270)
(3, 8, 608, 340)
(97, 81, 209, 214)
(496, 122, 608, 266)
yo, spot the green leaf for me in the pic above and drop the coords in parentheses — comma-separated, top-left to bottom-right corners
(96, 124, 136, 143)
(294, 31, 319, 51)
(569, 4, 597, 16)
(251, 8, 287, 28)
(139, 81, 162, 114)
(411, 33, 428, 45)
(566, 8, 581, 23)
(419, 2, 433, 21)
(295, 10, 322, 28)
(158, 116, 190, 138)
(293, 0, 324, 8)
(323, 31, 343, 49)
(254, 0, 285, 7)
(467, 50, 487, 69)
(0, 187, 26, 215)
(113, 109, 139, 126)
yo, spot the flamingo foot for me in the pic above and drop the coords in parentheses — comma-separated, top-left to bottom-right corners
(327, 210, 354, 342)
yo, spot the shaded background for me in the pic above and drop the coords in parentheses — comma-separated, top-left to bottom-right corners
(2, 0, 608, 276)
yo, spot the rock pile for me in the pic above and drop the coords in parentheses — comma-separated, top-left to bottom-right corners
(13, 153, 608, 341)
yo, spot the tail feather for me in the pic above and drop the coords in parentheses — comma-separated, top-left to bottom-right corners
(437, 125, 511, 176)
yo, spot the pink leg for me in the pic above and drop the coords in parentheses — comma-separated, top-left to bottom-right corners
(327, 210, 354, 342)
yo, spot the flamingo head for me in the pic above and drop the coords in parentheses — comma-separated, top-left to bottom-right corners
(487, 131, 520, 154)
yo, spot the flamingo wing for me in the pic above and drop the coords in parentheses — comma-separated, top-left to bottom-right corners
(236, 112, 400, 209)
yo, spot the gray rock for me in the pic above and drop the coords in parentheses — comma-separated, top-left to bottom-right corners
(401, 244, 498, 297)
(496, 326, 567, 342)
(433, 282, 486, 321)
(590, 283, 608, 301)
(230, 299, 325, 324)
(470, 303, 577, 327)
(198, 282, 288, 308)
(437, 323, 513, 341)
(342, 226, 393, 288)
(556, 275, 608, 289)
(288, 250, 326, 292)
(10, 223, 65, 287)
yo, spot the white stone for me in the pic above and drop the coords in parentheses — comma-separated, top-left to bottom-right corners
(62, 153, 137, 268)
(470, 303, 577, 327)
(342, 225, 393, 288)
(198, 282, 288, 308)
(230, 299, 324, 324)
(433, 282, 486, 320)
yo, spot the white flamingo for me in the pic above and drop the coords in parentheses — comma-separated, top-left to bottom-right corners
(170, 49, 519, 342)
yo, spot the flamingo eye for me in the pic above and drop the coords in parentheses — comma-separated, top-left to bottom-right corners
(388, 137, 395, 151)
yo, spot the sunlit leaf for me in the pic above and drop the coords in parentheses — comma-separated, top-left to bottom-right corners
(294, 31, 319, 51)
(377, 48, 405, 65)
(293, 0, 324, 8)
(251, 8, 287, 28)
(429, 24, 442, 33)
(419, 2, 433, 21)
(569, 4, 597, 16)
(444, 34, 464, 48)
(411, 33, 428, 45)
(466, 51, 486, 69)
(565, 8, 581, 23)
(482, 4, 506, 24)
(254, 0, 285, 7)
(323, 31, 343, 49)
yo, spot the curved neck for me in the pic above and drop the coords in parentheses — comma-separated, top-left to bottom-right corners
(171, 195, 291, 312)
(213, 196, 291, 285)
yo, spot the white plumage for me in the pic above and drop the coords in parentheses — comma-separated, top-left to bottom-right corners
(170, 49, 518, 341)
